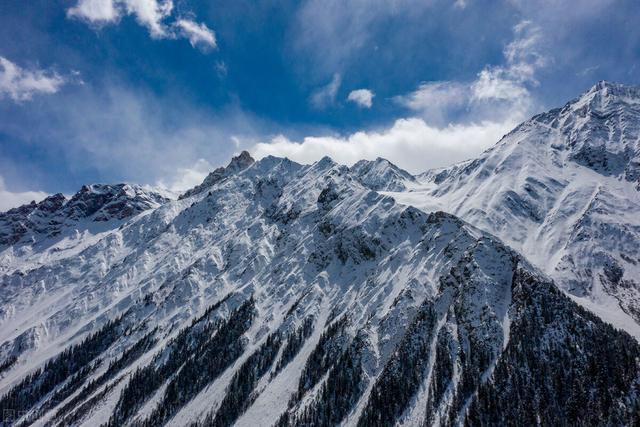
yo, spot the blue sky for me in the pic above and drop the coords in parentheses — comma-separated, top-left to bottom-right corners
(1, 0, 639, 209)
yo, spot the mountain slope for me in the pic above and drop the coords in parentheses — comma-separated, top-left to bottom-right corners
(1, 146, 639, 426)
(178, 151, 255, 200)
(0, 184, 169, 247)
(350, 158, 416, 191)
(388, 81, 640, 337)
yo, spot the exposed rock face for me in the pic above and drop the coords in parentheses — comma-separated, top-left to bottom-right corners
(350, 157, 416, 191)
(0, 83, 639, 427)
(0, 184, 168, 247)
(178, 150, 255, 200)
(389, 81, 640, 335)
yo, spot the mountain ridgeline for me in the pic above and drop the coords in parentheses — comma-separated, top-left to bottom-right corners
(1, 81, 640, 426)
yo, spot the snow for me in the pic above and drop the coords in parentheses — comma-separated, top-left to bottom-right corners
(1, 80, 639, 426)
(385, 82, 640, 338)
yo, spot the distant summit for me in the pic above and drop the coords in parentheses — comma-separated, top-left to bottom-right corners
(391, 80, 640, 334)
(350, 157, 416, 191)
(0, 183, 167, 246)
(179, 151, 256, 200)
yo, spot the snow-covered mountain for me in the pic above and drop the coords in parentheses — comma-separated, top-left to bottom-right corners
(178, 151, 255, 200)
(350, 158, 416, 192)
(0, 184, 169, 247)
(1, 82, 640, 427)
(390, 81, 640, 337)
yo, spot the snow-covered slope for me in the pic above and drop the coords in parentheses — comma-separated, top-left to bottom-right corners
(1, 145, 639, 426)
(350, 158, 416, 191)
(0, 184, 169, 277)
(0, 184, 168, 246)
(388, 81, 640, 337)
(178, 150, 255, 200)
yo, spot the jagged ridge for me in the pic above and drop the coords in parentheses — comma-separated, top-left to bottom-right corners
(0, 82, 639, 427)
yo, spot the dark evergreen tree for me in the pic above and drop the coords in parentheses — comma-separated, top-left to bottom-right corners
(135, 297, 256, 426)
(56, 377, 125, 427)
(424, 326, 456, 426)
(284, 336, 365, 427)
(289, 315, 348, 407)
(0, 316, 124, 418)
(357, 301, 438, 427)
(0, 355, 17, 375)
(204, 331, 283, 427)
(52, 329, 157, 423)
(272, 317, 315, 377)
(465, 269, 640, 426)
(108, 296, 237, 426)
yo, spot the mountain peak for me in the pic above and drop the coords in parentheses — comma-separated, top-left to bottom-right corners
(592, 80, 625, 91)
(590, 80, 636, 93)
(572, 80, 640, 112)
(350, 157, 415, 191)
(179, 151, 256, 200)
(65, 183, 168, 221)
(514, 80, 640, 183)
(227, 150, 255, 172)
(0, 184, 167, 246)
(317, 155, 336, 167)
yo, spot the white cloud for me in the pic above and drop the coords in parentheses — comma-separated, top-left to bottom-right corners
(252, 19, 548, 174)
(397, 20, 546, 125)
(67, 0, 216, 50)
(291, 1, 440, 75)
(2, 82, 265, 192)
(347, 89, 374, 108)
(215, 61, 228, 78)
(505, 20, 544, 68)
(310, 73, 341, 108)
(399, 81, 466, 110)
(123, 0, 173, 38)
(0, 176, 48, 212)
(471, 69, 529, 101)
(395, 81, 468, 124)
(472, 20, 545, 102)
(155, 158, 213, 192)
(577, 65, 600, 77)
(69, 0, 172, 37)
(67, 0, 119, 22)
(251, 117, 516, 174)
(175, 19, 217, 49)
(0, 57, 66, 101)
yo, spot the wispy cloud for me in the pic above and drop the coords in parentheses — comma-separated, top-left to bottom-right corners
(395, 81, 468, 125)
(0, 175, 48, 212)
(67, 0, 119, 22)
(67, 0, 216, 50)
(472, 20, 545, 102)
(290, 0, 441, 76)
(0, 57, 67, 102)
(122, 0, 174, 38)
(0, 80, 266, 194)
(68, 0, 172, 36)
(453, 0, 468, 9)
(396, 20, 546, 125)
(175, 19, 217, 50)
(155, 158, 213, 192)
(310, 73, 341, 109)
(347, 89, 374, 108)
(253, 20, 548, 173)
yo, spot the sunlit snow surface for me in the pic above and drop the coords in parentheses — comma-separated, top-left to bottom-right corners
(0, 82, 639, 426)
(387, 81, 640, 338)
